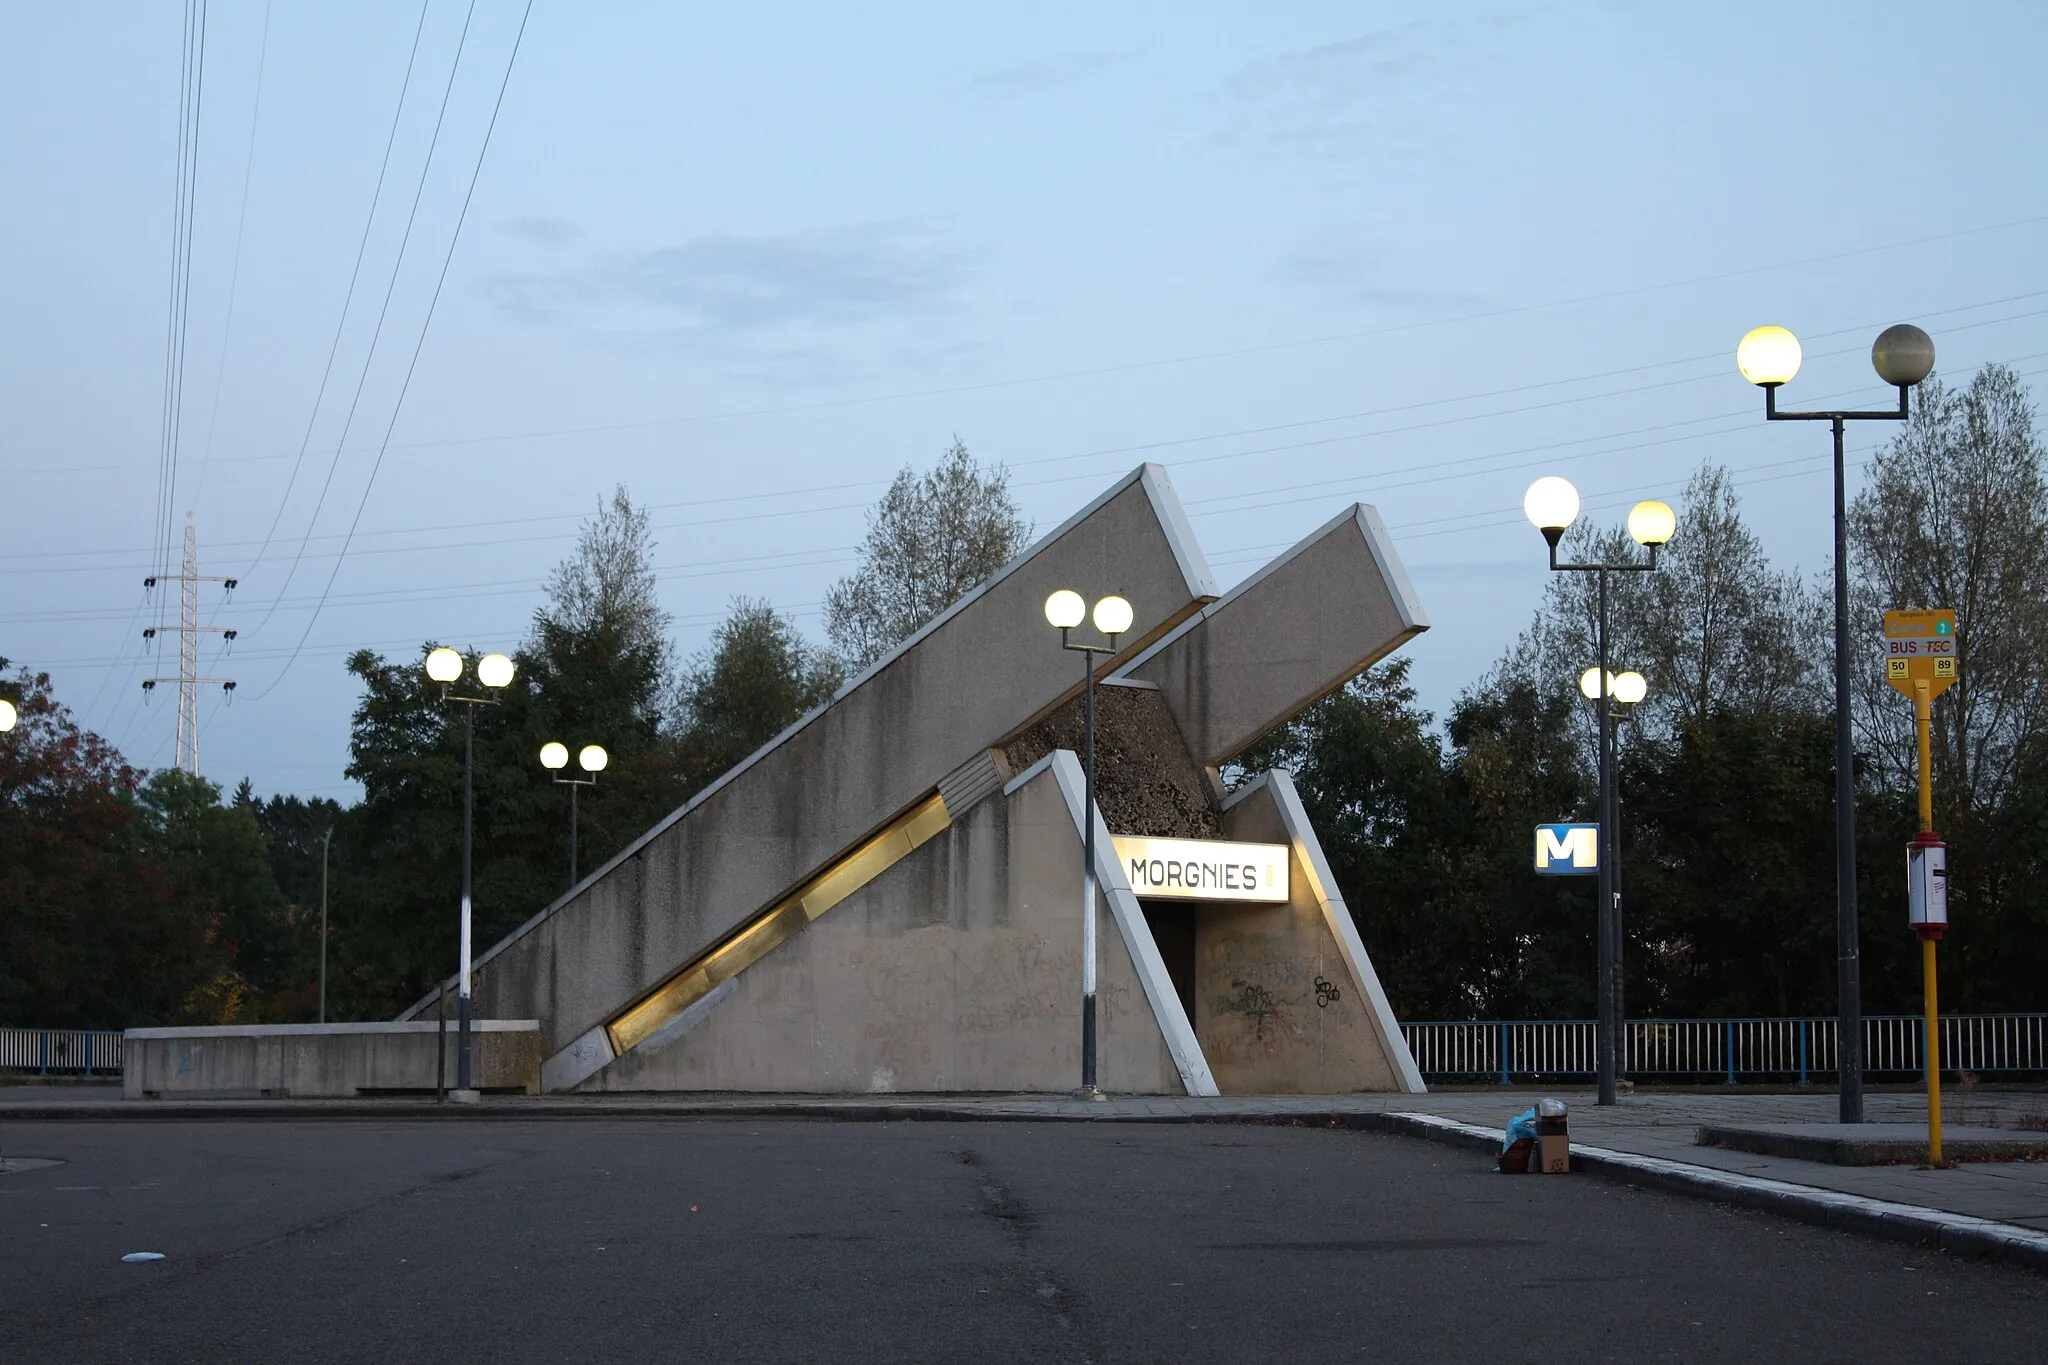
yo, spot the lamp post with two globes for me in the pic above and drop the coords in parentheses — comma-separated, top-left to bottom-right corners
(540, 741, 609, 892)
(1736, 321, 1935, 1124)
(424, 645, 516, 1102)
(1525, 479, 1673, 1106)
(1043, 588, 1133, 1100)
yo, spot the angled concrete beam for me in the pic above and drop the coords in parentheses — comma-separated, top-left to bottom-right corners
(1115, 504, 1425, 767)
(415, 464, 1218, 1062)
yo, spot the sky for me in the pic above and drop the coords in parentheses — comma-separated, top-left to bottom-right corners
(3, 1, 2045, 801)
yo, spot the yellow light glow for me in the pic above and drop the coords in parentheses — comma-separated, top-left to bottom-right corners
(1627, 500, 1676, 547)
(425, 647, 463, 683)
(1579, 667, 1615, 700)
(1612, 671, 1648, 705)
(1044, 589, 1085, 629)
(1092, 595, 1134, 636)
(539, 741, 569, 770)
(578, 744, 609, 773)
(1523, 477, 1580, 532)
(0, 698, 16, 733)
(477, 652, 515, 689)
(1737, 325, 1802, 386)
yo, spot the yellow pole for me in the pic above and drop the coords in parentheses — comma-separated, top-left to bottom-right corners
(1923, 936, 1943, 1166)
(1915, 681, 1943, 1167)
(1915, 682, 1934, 831)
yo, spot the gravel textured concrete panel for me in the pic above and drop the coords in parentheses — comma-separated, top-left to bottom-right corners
(585, 762, 1186, 1093)
(123, 1022, 541, 1097)
(1121, 504, 1425, 767)
(418, 465, 1215, 1055)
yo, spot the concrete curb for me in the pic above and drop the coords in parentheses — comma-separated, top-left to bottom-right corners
(1368, 1112, 2048, 1277)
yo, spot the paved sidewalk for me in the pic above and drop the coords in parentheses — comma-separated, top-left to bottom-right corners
(11, 1082, 2048, 1266)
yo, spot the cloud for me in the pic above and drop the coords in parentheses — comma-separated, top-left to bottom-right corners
(1222, 14, 1525, 163)
(487, 222, 967, 333)
(1275, 246, 1479, 312)
(483, 222, 975, 384)
(961, 49, 1135, 102)
(501, 216, 581, 248)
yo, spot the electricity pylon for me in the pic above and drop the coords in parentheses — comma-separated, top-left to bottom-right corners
(143, 514, 238, 776)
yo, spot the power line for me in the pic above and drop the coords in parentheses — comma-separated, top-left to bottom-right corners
(249, 0, 482, 635)
(189, 0, 272, 512)
(231, 0, 435, 596)
(18, 290, 2045, 575)
(249, 0, 535, 700)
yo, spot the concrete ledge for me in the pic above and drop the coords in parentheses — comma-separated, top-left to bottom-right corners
(1695, 1122, 2048, 1166)
(123, 1022, 542, 1099)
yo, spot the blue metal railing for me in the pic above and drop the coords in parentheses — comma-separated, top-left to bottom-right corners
(0, 1028, 125, 1076)
(1402, 1014, 2048, 1083)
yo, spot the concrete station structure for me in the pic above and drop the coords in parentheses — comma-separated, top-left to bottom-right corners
(392, 463, 1431, 1098)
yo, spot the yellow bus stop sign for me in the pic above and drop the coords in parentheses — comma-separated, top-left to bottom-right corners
(1885, 608, 1958, 700)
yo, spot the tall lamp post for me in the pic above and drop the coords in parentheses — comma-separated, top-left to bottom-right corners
(1737, 321, 1935, 1124)
(319, 825, 334, 1024)
(1525, 479, 1673, 1106)
(1043, 588, 1133, 1101)
(539, 741, 607, 891)
(424, 645, 516, 1103)
(1602, 668, 1648, 1039)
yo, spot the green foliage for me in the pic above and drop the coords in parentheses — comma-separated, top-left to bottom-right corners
(676, 598, 842, 795)
(133, 769, 294, 1018)
(824, 437, 1030, 670)
(0, 666, 236, 1028)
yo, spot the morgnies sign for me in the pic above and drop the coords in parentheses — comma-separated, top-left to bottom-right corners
(1111, 835, 1291, 903)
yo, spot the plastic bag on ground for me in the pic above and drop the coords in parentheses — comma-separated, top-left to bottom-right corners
(1502, 1107, 1539, 1152)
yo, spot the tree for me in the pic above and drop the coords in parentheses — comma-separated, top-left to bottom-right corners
(824, 438, 1031, 670)
(676, 598, 842, 795)
(326, 489, 695, 1017)
(0, 665, 235, 1027)
(1850, 364, 2048, 819)
(132, 769, 293, 1019)
(1512, 463, 1821, 754)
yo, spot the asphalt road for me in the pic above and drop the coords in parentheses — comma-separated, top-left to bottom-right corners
(3, 1119, 2045, 1363)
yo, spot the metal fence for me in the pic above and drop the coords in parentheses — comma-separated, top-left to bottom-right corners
(1402, 1014, 2048, 1084)
(0, 1029, 125, 1076)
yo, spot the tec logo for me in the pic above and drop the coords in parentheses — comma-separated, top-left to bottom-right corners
(1534, 823, 1600, 875)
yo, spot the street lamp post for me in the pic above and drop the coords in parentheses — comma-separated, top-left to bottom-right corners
(319, 825, 334, 1024)
(1043, 588, 1133, 1101)
(424, 645, 516, 1103)
(1526, 479, 1673, 1106)
(540, 741, 608, 891)
(1738, 322, 1935, 1124)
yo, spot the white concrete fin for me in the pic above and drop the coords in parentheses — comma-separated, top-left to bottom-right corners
(1225, 769, 1426, 1094)
(1353, 504, 1428, 632)
(1046, 749, 1220, 1098)
(1139, 463, 1220, 600)
(540, 1024, 617, 1095)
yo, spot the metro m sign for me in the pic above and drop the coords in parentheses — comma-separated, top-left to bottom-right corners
(1535, 823, 1599, 875)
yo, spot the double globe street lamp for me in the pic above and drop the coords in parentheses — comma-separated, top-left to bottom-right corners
(1525, 478, 1673, 1106)
(1043, 588, 1133, 1101)
(1736, 321, 1935, 1124)
(424, 645, 516, 1102)
(539, 740, 608, 891)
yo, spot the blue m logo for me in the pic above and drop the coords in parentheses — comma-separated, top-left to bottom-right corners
(1534, 823, 1599, 875)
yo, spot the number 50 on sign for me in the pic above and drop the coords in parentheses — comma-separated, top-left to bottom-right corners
(1884, 609, 1958, 700)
